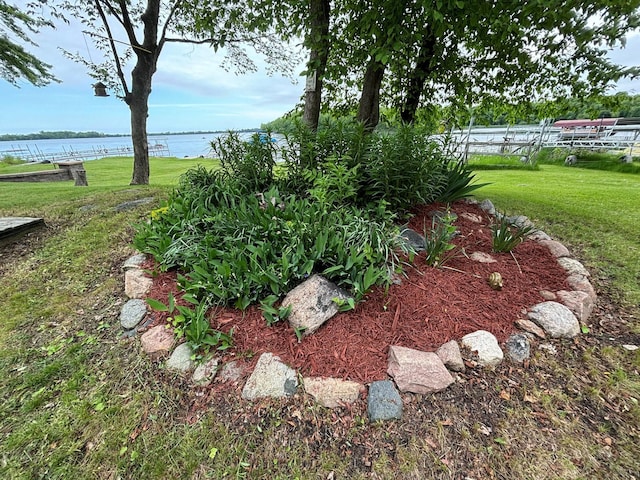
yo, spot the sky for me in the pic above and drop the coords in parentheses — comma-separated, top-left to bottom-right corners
(1, 4, 639, 136)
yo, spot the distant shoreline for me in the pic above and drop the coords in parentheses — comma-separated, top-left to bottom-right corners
(0, 128, 261, 142)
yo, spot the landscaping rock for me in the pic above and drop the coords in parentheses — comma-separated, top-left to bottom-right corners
(282, 275, 352, 336)
(387, 346, 454, 394)
(557, 257, 590, 278)
(539, 290, 557, 301)
(368, 380, 403, 422)
(479, 199, 496, 216)
(528, 301, 580, 338)
(538, 240, 571, 258)
(123, 253, 147, 270)
(166, 343, 194, 373)
(242, 353, 298, 400)
(192, 357, 219, 386)
(459, 212, 483, 223)
(140, 325, 175, 358)
(461, 330, 504, 367)
(436, 340, 465, 372)
(398, 228, 426, 251)
(115, 197, 154, 212)
(470, 252, 497, 264)
(303, 377, 363, 408)
(515, 319, 546, 339)
(124, 268, 153, 299)
(566, 274, 597, 302)
(556, 290, 595, 323)
(120, 299, 147, 330)
(507, 215, 534, 229)
(506, 333, 530, 363)
(219, 361, 244, 382)
(529, 230, 552, 241)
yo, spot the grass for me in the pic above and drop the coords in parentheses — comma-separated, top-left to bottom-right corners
(0, 156, 639, 479)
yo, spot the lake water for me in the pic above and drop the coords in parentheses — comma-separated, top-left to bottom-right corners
(0, 132, 256, 163)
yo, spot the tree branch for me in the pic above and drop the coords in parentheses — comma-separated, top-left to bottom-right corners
(93, 0, 130, 100)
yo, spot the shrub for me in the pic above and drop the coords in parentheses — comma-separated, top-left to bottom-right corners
(435, 161, 490, 203)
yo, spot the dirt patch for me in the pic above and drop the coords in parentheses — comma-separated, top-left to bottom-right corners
(145, 200, 570, 384)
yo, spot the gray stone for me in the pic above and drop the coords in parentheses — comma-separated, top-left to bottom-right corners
(398, 228, 426, 252)
(140, 325, 175, 358)
(387, 346, 454, 394)
(283, 275, 352, 336)
(242, 353, 298, 400)
(166, 343, 194, 373)
(461, 330, 504, 367)
(556, 290, 595, 323)
(566, 274, 597, 302)
(515, 319, 546, 339)
(479, 199, 496, 216)
(622, 344, 638, 351)
(539, 240, 571, 258)
(120, 298, 147, 330)
(507, 215, 534, 229)
(303, 377, 363, 408)
(558, 257, 590, 278)
(192, 357, 219, 386)
(470, 252, 497, 264)
(114, 197, 155, 212)
(529, 230, 552, 241)
(123, 253, 147, 270)
(528, 301, 580, 338)
(506, 334, 530, 363)
(124, 268, 153, 299)
(219, 361, 244, 382)
(368, 380, 403, 422)
(436, 340, 465, 372)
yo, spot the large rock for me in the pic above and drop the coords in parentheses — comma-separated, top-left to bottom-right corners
(124, 268, 153, 299)
(528, 301, 580, 338)
(166, 343, 195, 372)
(538, 240, 571, 258)
(303, 377, 363, 408)
(436, 340, 465, 372)
(461, 330, 504, 367)
(398, 228, 426, 252)
(566, 274, 597, 302)
(123, 253, 147, 270)
(120, 298, 147, 330)
(192, 357, 219, 386)
(282, 275, 352, 336)
(479, 199, 496, 216)
(556, 290, 595, 323)
(387, 346, 454, 394)
(140, 325, 175, 358)
(242, 353, 298, 400)
(368, 380, 403, 422)
(515, 319, 546, 339)
(470, 252, 497, 264)
(557, 257, 590, 278)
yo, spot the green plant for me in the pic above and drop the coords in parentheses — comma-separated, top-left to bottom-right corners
(435, 160, 490, 203)
(146, 293, 233, 353)
(259, 295, 292, 326)
(423, 210, 458, 267)
(490, 213, 536, 253)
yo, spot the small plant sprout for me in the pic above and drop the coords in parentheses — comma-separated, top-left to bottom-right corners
(424, 209, 458, 267)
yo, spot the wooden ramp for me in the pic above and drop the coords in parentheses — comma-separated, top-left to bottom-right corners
(0, 217, 45, 246)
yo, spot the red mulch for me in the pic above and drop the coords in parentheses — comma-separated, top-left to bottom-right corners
(144, 201, 568, 384)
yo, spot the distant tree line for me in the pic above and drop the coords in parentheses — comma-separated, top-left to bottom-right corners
(0, 131, 114, 141)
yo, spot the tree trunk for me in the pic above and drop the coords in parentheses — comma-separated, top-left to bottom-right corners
(400, 32, 437, 125)
(357, 59, 385, 131)
(302, 0, 331, 131)
(129, 56, 154, 185)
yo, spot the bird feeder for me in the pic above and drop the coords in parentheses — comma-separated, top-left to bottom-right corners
(93, 82, 109, 97)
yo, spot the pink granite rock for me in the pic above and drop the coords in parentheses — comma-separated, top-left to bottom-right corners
(140, 325, 175, 358)
(539, 240, 571, 258)
(387, 346, 454, 394)
(556, 290, 595, 323)
(303, 377, 364, 408)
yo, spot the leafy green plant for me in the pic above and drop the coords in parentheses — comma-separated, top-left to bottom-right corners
(435, 160, 490, 203)
(259, 295, 292, 326)
(146, 293, 232, 353)
(490, 214, 536, 253)
(423, 210, 458, 267)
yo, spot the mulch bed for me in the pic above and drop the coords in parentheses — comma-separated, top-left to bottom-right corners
(145, 200, 569, 384)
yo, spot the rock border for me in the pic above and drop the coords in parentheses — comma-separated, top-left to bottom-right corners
(121, 198, 596, 421)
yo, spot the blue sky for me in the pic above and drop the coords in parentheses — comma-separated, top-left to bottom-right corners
(1, 5, 639, 135)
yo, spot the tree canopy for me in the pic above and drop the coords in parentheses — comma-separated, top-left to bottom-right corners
(0, 1, 57, 86)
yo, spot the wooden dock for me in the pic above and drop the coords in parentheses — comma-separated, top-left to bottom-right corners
(0, 217, 45, 246)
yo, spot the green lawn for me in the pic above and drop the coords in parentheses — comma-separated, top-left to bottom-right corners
(0, 158, 638, 479)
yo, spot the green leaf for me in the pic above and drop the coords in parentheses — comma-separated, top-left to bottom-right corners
(146, 298, 169, 312)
